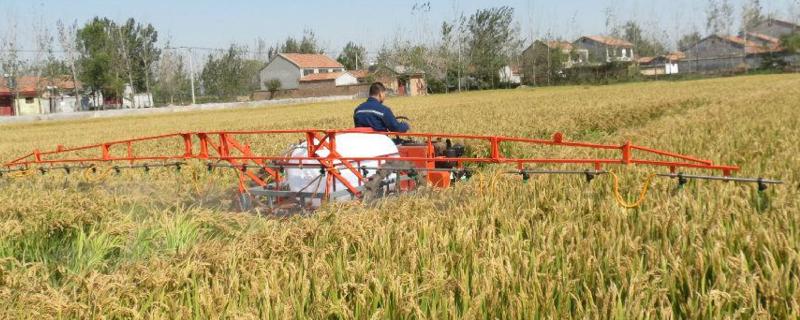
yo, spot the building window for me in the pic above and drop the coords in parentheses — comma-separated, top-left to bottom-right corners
(319, 68, 329, 74)
(25, 97, 34, 104)
(303, 69, 314, 76)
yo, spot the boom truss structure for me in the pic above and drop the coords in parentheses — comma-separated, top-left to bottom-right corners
(1, 129, 782, 210)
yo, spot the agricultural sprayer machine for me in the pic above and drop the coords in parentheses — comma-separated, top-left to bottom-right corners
(1, 128, 783, 213)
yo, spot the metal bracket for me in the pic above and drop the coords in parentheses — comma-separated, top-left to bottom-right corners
(584, 169, 595, 183)
(757, 178, 768, 192)
(677, 173, 688, 187)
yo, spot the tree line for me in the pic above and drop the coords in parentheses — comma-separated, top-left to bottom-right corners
(0, 0, 798, 108)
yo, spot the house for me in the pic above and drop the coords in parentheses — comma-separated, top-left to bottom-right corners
(498, 65, 522, 84)
(573, 35, 635, 63)
(372, 65, 427, 96)
(679, 34, 783, 74)
(522, 40, 587, 68)
(293, 71, 360, 94)
(122, 83, 154, 108)
(349, 70, 371, 83)
(638, 52, 684, 76)
(521, 40, 591, 85)
(743, 32, 782, 50)
(259, 53, 347, 90)
(749, 18, 800, 39)
(299, 72, 358, 87)
(0, 76, 79, 116)
(251, 53, 368, 100)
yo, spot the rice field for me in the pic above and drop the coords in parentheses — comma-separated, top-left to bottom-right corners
(0, 74, 798, 319)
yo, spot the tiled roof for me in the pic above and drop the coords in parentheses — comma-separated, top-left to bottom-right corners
(300, 72, 349, 82)
(746, 32, 780, 44)
(663, 52, 686, 61)
(722, 35, 761, 47)
(637, 56, 655, 64)
(349, 70, 370, 79)
(761, 18, 800, 29)
(639, 52, 685, 65)
(581, 35, 634, 48)
(744, 32, 784, 52)
(719, 35, 781, 54)
(280, 53, 344, 68)
(0, 76, 79, 95)
(545, 41, 573, 51)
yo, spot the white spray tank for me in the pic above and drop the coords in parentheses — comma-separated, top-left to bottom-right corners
(284, 132, 399, 206)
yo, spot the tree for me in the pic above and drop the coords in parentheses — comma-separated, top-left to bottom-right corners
(76, 17, 161, 106)
(266, 79, 281, 100)
(57, 19, 82, 105)
(76, 17, 120, 103)
(299, 29, 322, 54)
(253, 37, 271, 62)
(462, 6, 522, 88)
(677, 31, 703, 51)
(31, 18, 50, 88)
(279, 29, 323, 54)
(706, 0, 735, 35)
(200, 45, 264, 99)
(438, 21, 457, 93)
(375, 40, 446, 92)
(116, 19, 138, 107)
(280, 37, 300, 54)
(337, 42, 366, 70)
(156, 44, 189, 105)
(782, 33, 800, 53)
(617, 21, 667, 57)
(521, 41, 568, 86)
(138, 23, 160, 99)
(742, 0, 765, 31)
(0, 17, 21, 115)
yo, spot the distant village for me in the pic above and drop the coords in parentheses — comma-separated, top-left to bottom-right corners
(253, 18, 798, 102)
(1, 12, 798, 118)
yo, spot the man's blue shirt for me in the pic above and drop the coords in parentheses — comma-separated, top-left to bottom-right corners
(353, 97, 410, 132)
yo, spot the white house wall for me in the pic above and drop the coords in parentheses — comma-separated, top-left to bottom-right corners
(335, 73, 358, 86)
(259, 56, 301, 90)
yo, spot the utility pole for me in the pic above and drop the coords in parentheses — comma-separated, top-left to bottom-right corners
(183, 47, 197, 105)
(4, 73, 17, 116)
(743, 23, 749, 74)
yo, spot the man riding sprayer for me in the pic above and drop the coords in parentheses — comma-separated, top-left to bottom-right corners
(354, 82, 410, 133)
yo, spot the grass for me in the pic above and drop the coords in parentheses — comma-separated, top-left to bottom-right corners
(0, 74, 799, 318)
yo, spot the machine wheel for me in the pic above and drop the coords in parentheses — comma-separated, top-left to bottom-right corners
(362, 160, 416, 203)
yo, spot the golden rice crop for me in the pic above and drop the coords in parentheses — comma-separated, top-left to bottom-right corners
(0, 74, 798, 319)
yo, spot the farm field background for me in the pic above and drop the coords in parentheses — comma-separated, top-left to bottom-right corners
(1, 74, 798, 318)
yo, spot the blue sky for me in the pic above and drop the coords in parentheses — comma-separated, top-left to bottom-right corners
(2, 0, 798, 56)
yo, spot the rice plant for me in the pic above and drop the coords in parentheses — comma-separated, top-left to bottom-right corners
(0, 74, 798, 318)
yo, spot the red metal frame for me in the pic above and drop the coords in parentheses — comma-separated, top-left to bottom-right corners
(3, 129, 740, 198)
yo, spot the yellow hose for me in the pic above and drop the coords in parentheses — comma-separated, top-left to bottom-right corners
(83, 167, 113, 182)
(609, 170, 657, 209)
(6, 168, 35, 178)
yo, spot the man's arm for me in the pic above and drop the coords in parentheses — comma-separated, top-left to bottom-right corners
(382, 106, 410, 132)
